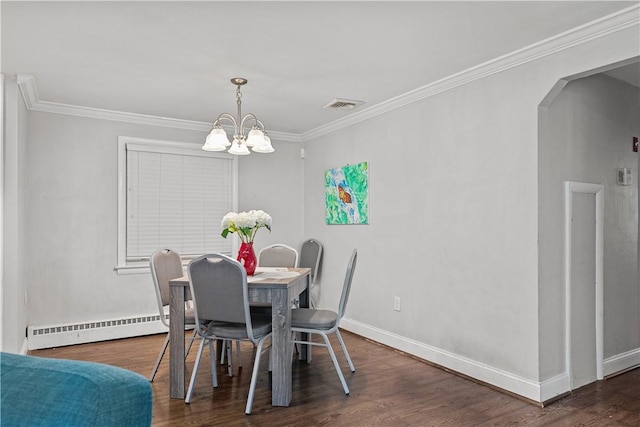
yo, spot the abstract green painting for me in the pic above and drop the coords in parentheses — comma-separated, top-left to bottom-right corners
(325, 161, 369, 225)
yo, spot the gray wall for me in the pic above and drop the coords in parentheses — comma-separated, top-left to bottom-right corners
(303, 67, 541, 381)
(1, 75, 28, 353)
(302, 26, 638, 390)
(538, 74, 640, 380)
(22, 111, 303, 329)
(238, 142, 305, 252)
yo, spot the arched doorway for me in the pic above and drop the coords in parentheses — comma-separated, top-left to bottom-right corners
(539, 57, 640, 391)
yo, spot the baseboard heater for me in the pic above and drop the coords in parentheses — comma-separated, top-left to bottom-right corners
(27, 313, 168, 350)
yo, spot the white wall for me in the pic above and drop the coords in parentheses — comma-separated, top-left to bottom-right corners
(302, 25, 638, 401)
(1, 75, 29, 353)
(238, 141, 305, 253)
(23, 111, 302, 333)
(304, 64, 540, 381)
(539, 74, 640, 380)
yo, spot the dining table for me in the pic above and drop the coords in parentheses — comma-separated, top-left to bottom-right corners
(168, 266, 311, 407)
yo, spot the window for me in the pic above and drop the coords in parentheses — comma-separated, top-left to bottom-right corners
(116, 136, 237, 274)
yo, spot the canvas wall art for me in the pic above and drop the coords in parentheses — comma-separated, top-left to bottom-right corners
(325, 161, 369, 225)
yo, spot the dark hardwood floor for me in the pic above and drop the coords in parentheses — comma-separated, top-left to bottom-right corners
(30, 331, 639, 426)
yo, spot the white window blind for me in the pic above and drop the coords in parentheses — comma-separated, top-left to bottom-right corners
(124, 141, 234, 262)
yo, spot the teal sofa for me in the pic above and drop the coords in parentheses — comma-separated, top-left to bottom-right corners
(1, 352, 152, 426)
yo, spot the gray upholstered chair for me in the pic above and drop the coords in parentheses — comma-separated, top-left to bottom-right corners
(298, 238, 323, 308)
(257, 243, 299, 268)
(291, 249, 357, 395)
(252, 243, 300, 315)
(149, 249, 197, 382)
(186, 254, 272, 414)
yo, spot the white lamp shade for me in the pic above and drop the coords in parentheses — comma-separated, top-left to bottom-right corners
(245, 128, 266, 147)
(202, 140, 228, 151)
(228, 139, 251, 155)
(206, 127, 231, 147)
(252, 135, 275, 153)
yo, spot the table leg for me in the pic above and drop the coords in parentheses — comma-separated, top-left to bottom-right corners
(169, 285, 186, 399)
(271, 287, 292, 406)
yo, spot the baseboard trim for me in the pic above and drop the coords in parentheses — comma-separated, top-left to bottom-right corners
(539, 372, 571, 403)
(604, 348, 640, 377)
(340, 318, 545, 402)
(27, 313, 167, 350)
(26, 312, 638, 397)
(341, 318, 639, 403)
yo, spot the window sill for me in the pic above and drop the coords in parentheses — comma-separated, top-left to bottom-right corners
(114, 264, 151, 275)
(114, 258, 195, 275)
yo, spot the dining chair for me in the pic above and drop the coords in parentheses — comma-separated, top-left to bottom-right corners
(149, 249, 198, 382)
(185, 254, 272, 414)
(291, 249, 357, 395)
(257, 243, 299, 268)
(252, 243, 300, 315)
(298, 238, 323, 308)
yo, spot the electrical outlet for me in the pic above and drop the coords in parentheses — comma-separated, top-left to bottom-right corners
(394, 296, 401, 312)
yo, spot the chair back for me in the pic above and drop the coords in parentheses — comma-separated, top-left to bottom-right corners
(258, 244, 299, 268)
(299, 238, 323, 284)
(188, 254, 257, 340)
(337, 249, 358, 320)
(150, 249, 185, 327)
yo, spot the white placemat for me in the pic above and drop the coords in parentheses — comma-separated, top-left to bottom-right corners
(248, 269, 300, 282)
(254, 267, 288, 273)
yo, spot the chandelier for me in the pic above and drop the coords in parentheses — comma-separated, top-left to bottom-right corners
(202, 78, 274, 155)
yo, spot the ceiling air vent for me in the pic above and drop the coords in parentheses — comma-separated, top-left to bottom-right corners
(322, 98, 364, 110)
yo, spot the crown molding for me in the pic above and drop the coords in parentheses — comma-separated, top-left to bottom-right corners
(15, 5, 638, 144)
(16, 74, 37, 110)
(15, 75, 302, 143)
(301, 4, 639, 142)
(16, 75, 212, 131)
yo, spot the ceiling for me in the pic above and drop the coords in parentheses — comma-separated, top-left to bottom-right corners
(603, 62, 640, 87)
(2, 1, 637, 138)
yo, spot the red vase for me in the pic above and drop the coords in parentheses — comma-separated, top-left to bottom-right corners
(237, 242, 257, 275)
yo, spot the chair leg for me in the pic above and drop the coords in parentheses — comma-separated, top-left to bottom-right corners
(290, 330, 297, 358)
(149, 333, 170, 382)
(226, 340, 233, 377)
(245, 337, 268, 415)
(185, 329, 198, 356)
(319, 332, 350, 395)
(220, 340, 242, 377)
(334, 329, 355, 372)
(235, 340, 243, 369)
(219, 339, 231, 365)
(208, 339, 218, 388)
(219, 339, 242, 375)
(185, 338, 207, 403)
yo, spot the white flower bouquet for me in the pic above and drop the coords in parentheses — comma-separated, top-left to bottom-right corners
(221, 210, 272, 243)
